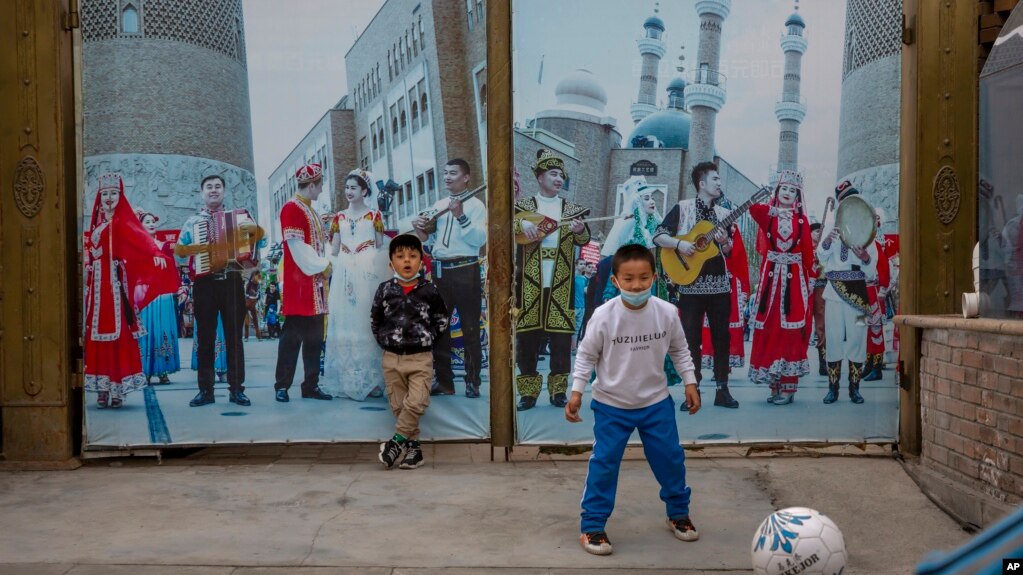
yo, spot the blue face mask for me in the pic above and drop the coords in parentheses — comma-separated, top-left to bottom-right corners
(613, 277, 652, 307)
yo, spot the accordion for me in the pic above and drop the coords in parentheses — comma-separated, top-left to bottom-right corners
(185, 209, 262, 277)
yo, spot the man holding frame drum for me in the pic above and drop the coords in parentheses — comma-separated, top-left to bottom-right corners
(816, 180, 879, 405)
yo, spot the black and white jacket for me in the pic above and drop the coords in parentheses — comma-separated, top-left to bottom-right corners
(370, 278, 450, 355)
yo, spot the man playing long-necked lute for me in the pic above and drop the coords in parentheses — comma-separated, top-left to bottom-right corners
(513, 148, 590, 412)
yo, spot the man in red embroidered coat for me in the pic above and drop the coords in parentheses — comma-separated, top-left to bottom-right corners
(274, 163, 334, 402)
(863, 211, 891, 382)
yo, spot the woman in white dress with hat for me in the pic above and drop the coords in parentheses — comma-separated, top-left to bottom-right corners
(323, 169, 391, 400)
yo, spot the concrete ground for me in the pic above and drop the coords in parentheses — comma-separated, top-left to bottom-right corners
(0, 446, 970, 574)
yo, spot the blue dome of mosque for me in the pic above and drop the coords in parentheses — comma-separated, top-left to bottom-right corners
(644, 15, 665, 31)
(628, 108, 692, 149)
(666, 76, 687, 92)
(785, 11, 805, 27)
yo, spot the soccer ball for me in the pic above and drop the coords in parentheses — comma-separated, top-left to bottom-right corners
(751, 507, 847, 575)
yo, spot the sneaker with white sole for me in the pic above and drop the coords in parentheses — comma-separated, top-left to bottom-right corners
(579, 531, 613, 555)
(666, 516, 699, 541)
(399, 440, 424, 469)
(378, 439, 404, 469)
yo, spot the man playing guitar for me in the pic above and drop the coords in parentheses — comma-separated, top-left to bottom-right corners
(653, 162, 740, 409)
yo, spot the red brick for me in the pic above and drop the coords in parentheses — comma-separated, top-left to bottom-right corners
(963, 439, 978, 459)
(1011, 455, 1023, 476)
(976, 407, 996, 426)
(965, 332, 981, 349)
(925, 443, 950, 466)
(962, 385, 982, 405)
(948, 398, 966, 418)
(1008, 376, 1023, 396)
(961, 420, 982, 440)
(929, 343, 952, 363)
(952, 348, 964, 365)
(949, 331, 970, 348)
(928, 330, 949, 345)
(994, 357, 1021, 378)
(983, 354, 996, 371)
(951, 452, 980, 478)
(977, 370, 996, 390)
(978, 336, 1003, 354)
(950, 379, 962, 400)
(950, 417, 962, 435)
(962, 349, 984, 369)
(963, 403, 977, 422)
(934, 378, 952, 397)
(1008, 418, 1023, 438)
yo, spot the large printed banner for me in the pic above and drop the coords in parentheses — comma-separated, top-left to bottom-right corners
(511, 0, 901, 444)
(81, 0, 491, 447)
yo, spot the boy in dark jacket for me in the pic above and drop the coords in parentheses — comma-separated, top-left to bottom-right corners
(371, 234, 449, 470)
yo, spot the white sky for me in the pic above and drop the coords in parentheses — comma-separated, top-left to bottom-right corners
(512, 0, 852, 219)
(242, 0, 384, 227)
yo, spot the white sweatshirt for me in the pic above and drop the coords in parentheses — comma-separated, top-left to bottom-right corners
(571, 295, 697, 409)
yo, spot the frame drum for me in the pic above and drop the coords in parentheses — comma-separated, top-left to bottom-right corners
(835, 195, 877, 249)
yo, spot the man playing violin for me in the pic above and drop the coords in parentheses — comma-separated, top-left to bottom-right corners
(652, 161, 741, 409)
(512, 148, 590, 411)
(413, 158, 487, 398)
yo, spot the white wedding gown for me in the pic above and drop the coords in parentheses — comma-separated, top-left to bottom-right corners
(323, 208, 391, 400)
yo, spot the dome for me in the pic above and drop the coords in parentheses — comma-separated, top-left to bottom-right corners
(644, 15, 665, 31)
(554, 69, 608, 113)
(667, 76, 687, 93)
(785, 11, 805, 27)
(628, 108, 692, 149)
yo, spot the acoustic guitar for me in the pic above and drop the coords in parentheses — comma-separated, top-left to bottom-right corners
(659, 187, 770, 286)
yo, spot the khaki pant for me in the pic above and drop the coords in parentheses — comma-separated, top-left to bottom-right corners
(382, 351, 433, 440)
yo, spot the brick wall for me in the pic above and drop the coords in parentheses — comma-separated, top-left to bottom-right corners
(919, 329, 1023, 507)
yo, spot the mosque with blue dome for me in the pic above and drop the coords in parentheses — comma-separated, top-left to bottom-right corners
(513, 2, 763, 255)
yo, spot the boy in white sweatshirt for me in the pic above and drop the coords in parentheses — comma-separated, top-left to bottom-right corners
(565, 244, 702, 556)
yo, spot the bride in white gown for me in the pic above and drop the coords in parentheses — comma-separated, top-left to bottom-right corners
(323, 169, 391, 400)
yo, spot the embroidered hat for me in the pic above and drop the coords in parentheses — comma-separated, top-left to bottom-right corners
(296, 163, 323, 184)
(97, 172, 122, 192)
(532, 148, 567, 178)
(835, 180, 859, 201)
(776, 169, 803, 189)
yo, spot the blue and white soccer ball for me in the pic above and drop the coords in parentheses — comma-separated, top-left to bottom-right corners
(751, 507, 847, 575)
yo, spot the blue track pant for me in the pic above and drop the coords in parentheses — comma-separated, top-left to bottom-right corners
(580, 396, 691, 533)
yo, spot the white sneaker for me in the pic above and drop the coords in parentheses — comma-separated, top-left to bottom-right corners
(579, 531, 613, 555)
(666, 516, 700, 541)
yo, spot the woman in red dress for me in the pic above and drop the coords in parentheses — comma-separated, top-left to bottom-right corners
(83, 173, 178, 408)
(748, 170, 815, 405)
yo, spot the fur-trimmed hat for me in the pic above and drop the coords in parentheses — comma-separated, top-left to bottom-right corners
(835, 180, 859, 201)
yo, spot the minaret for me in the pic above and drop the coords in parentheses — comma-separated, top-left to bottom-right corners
(775, 2, 808, 174)
(684, 0, 730, 188)
(631, 4, 667, 124)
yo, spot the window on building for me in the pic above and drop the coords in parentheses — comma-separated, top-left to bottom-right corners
(476, 0, 484, 24)
(417, 174, 426, 207)
(406, 31, 412, 61)
(475, 67, 488, 122)
(122, 4, 139, 34)
(412, 26, 419, 57)
(426, 169, 436, 203)
(392, 116, 398, 140)
(400, 110, 408, 141)
(405, 181, 413, 206)
(466, 0, 474, 30)
(411, 101, 419, 133)
(371, 126, 379, 159)
(378, 121, 385, 155)
(375, 64, 381, 93)
(419, 16, 425, 45)
(420, 88, 429, 126)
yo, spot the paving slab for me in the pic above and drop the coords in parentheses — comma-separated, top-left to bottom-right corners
(0, 453, 969, 573)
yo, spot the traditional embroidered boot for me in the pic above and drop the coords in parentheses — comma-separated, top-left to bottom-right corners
(817, 347, 827, 376)
(548, 373, 569, 408)
(848, 361, 866, 404)
(516, 374, 542, 411)
(863, 353, 884, 381)
(823, 361, 842, 404)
